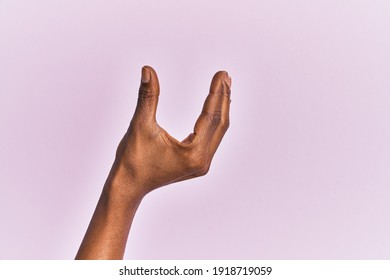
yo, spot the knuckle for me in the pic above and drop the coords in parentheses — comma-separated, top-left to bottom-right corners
(192, 156, 206, 171)
(220, 118, 230, 131)
(138, 86, 153, 98)
(184, 150, 208, 173)
(226, 87, 231, 97)
(203, 111, 222, 127)
(196, 164, 210, 177)
(220, 83, 231, 97)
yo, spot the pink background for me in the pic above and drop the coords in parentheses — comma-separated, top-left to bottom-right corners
(1, 0, 389, 259)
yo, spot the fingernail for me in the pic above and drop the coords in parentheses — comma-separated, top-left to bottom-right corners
(141, 67, 150, 83)
(225, 72, 232, 88)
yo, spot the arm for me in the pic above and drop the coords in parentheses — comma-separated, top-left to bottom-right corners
(75, 66, 232, 259)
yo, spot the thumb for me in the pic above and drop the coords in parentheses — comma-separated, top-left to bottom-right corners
(133, 66, 160, 125)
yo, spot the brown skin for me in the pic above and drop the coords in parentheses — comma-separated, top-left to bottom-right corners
(75, 66, 232, 259)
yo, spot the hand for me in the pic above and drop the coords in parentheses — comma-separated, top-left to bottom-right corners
(107, 66, 232, 201)
(76, 66, 231, 259)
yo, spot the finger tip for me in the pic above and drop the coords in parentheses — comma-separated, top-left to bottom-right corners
(212, 70, 231, 89)
(224, 73, 232, 88)
(213, 70, 228, 79)
(142, 65, 154, 71)
(141, 67, 151, 83)
(141, 65, 159, 84)
(227, 75, 232, 88)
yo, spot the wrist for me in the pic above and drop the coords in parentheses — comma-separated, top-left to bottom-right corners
(103, 163, 145, 213)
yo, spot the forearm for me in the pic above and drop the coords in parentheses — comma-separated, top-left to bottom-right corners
(75, 171, 143, 260)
